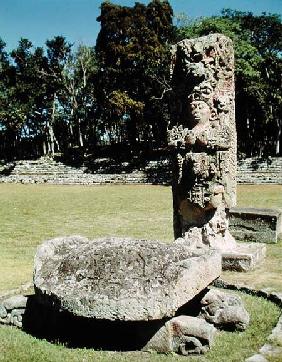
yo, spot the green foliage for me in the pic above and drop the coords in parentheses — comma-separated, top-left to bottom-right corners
(0, 36, 98, 160)
(109, 90, 144, 116)
(95, 0, 175, 148)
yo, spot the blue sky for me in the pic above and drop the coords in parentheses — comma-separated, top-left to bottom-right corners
(1, 0, 281, 52)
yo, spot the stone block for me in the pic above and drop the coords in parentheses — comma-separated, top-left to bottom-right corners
(229, 207, 282, 243)
(222, 243, 266, 272)
(34, 236, 221, 321)
(260, 343, 282, 358)
(2, 295, 28, 310)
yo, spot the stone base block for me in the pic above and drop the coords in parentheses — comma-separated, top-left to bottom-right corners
(222, 243, 266, 272)
(229, 207, 282, 244)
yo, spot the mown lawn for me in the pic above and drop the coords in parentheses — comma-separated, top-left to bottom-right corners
(0, 292, 280, 362)
(0, 183, 281, 362)
(0, 184, 281, 292)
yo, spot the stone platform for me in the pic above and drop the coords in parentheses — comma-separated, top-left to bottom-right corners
(229, 207, 282, 244)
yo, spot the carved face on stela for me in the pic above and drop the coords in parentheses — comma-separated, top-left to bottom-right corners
(186, 79, 215, 128)
(189, 100, 211, 127)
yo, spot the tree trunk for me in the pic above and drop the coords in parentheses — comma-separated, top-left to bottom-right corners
(276, 119, 281, 155)
(47, 93, 60, 156)
(78, 118, 84, 147)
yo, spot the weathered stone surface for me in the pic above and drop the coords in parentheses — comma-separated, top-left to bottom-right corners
(229, 207, 282, 244)
(168, 34, 266, 271)
(268, 315, 282, 345)
(245, 354, 268, 362)
(2, 295, 28, 310)
(200, 289, 250, 331)
(222, 243, 266, 272)
(0, 304, 7, 318)
(0, 295, 28, 328)
(260, 343, 282, 358)
(143, 315, 216, 355)
(169, 34, 237, 251)
(34, 236, 221, 321)
(10, 309, 25, 328)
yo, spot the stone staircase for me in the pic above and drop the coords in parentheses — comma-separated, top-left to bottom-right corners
(0, 157, 170, 185)
(237, 157, 282, 184)
(0, 156, 281, 185)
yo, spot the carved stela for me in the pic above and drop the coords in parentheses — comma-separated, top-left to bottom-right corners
(168, 34, 237, 251)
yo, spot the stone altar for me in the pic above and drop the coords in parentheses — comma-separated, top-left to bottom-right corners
(168, 34, 266, 270)
(33, 236, 221, 321)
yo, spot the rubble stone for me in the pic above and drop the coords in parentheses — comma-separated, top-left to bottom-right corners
(200, 289, 250, 331)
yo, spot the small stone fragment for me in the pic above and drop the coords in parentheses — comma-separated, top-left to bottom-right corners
(200, 289, 250, 331)
(0, 304, 7, 318)
(2, 295, 27, 310)
(245, 354, 268, 362)
(268, 316, 282, 345)
(0, 314, 11, 325)
(10, 309, 25, 328)
(260, 343, 282, 358)
(143, 315, 216, 355)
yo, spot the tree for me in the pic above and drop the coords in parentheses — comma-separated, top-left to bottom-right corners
(222, 10, 282, 155)
(1, 38, 40, 160)
(61, 44, 98, 155)
(95, 0, 175, 152)
(42, 36, 72, 156)
(0, 39, 18, 159)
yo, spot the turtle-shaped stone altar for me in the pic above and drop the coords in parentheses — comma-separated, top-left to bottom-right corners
(32, 235, 222, 353)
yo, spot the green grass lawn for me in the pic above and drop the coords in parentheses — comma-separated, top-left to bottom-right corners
(0, 183, 281, 292)
(0, 292, 280, 362)
(0, 183, 282, 361)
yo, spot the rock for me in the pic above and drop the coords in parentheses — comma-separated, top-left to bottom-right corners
(143, 315, 216, 355)
(200, 289, 249, 331)
(0, 304, 7, 318)
(169, 34, 237, 252)
(260, 343, 282, 358)
(2, 295, 28, 310)
(0, 314, 11, 325)
(268, 315, 282, 345)
(222, 243, 266, 272)
(10, 309, 25, 328)
(245, 354, 268, 362)
(34, 236, 221, 321)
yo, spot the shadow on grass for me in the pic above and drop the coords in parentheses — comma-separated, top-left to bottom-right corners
(22, 290, 209, 351)
(22, 295, 166, 351)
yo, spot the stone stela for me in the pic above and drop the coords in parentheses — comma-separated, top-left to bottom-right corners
(168, 34, 266, 271)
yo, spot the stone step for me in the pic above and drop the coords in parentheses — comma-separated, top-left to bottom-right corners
(1, 157, 281, 185)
